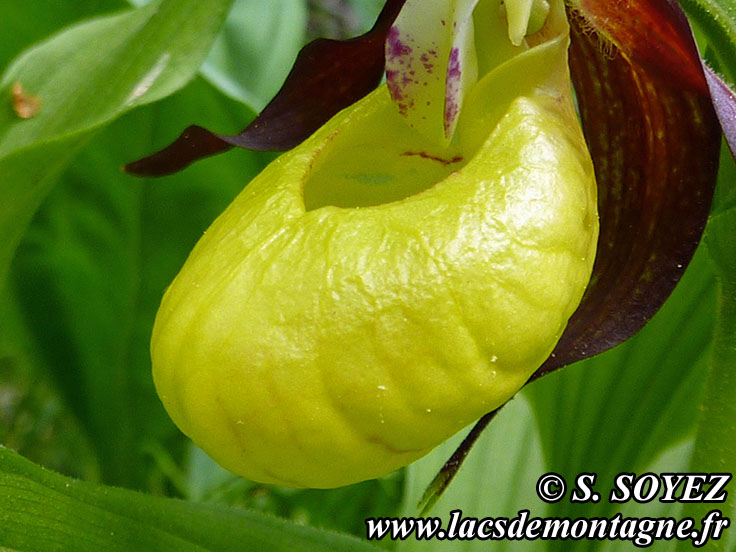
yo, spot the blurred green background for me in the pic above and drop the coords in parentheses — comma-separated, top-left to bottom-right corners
(0, 1, 734, 550)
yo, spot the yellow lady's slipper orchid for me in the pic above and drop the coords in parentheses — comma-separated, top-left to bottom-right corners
(150, 0, 598, 488)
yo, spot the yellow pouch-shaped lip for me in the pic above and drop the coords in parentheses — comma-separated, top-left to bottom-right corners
(151, 2, 597, 489)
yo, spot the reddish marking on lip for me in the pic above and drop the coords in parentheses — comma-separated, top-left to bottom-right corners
(401, 151, 464, 165)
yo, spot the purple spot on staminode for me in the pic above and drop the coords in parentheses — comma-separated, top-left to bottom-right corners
(445, 47, 463, 135)
(386, 26, 413, 61)
(447, 47, 462, 81)
(445, 98, 459, 131)
(386, 69, 404, 102)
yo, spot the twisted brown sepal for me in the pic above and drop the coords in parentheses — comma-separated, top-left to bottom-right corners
(124, 0, 407, 176)
(420, 0, 724, 511)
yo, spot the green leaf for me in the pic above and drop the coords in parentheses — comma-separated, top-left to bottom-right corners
(679, 0, 736, 79)
(678, 205, 736, 552)
(0, 0, 126, 70)
(661, 2, 736, 548)
(0, 446, 378, 552)
(596, 440, 692, 552)
(712, 140, 736, 215)
(9, 76, 267, 489)
(351, 0, 389, 33)
(184, 444, 405, 540)
(681, 0, 736, 159)
(200, 0, 308, 111)
(0, 0, 234, 288)
(0, 286, 99, 482)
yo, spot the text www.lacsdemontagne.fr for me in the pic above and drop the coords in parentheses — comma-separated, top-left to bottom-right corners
(365, 509, 730, 547)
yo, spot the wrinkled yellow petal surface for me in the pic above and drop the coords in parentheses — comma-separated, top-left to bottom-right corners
(151, 0, 597, 488)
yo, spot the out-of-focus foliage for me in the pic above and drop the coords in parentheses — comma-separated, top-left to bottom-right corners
(0, 0, 733, 550)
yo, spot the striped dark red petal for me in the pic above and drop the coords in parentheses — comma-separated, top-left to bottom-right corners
(532, 1, 722, 378)
(124, 0, 406, 177)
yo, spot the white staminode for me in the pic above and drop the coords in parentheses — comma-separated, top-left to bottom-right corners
(385, 0, 552, 145)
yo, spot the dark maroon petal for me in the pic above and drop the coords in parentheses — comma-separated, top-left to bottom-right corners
(124, 0, 406, 177)
(532, 2, 722, 378)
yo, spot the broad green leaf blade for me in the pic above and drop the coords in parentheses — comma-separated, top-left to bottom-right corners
(200, 0, 308, 111)
(0, 446, 378, 552)
(712, 139, 736, 216)
(679, 0, 736, 89)
(130, 0, 307, 110)
(597, 440, 692, 552)
(0, 0, 234, 153)
(10, 76, 266, 489)
(0, 0, 126, 70)
(0, 0, 234, 287)
(678, 15, 736, 547)
(0, 285, 100, 482)
(185, 445, 405, 539)
(686, 0, 736, 162)
(678, 209, 736, 552)
(700, 215, 736, 482)
(352, 0, 390, 31)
